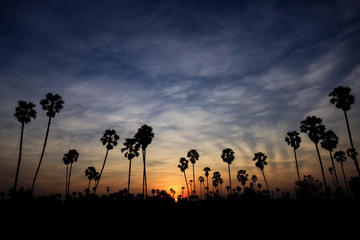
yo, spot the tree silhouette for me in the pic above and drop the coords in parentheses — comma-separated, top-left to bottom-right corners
(300, 116, 328, 194)
(178, 157, 190, 198)
(334, 150, 350, 197)
(187, 149, 199, 196)
(198, 176, 204, 199)
(253, 152, 270, 193)
(203, 167, 211, 195)
(94, 129, 119, 194)
(63, 149, 79, 195)
(32, 93, 64, 193)
(13, 100, 37, 190)
(221, 148, 235, 191)
(285, 131, 301, 182)
(329, 86, 360, 175)
(85, 166, 99, 192)
(320, 130, 340, 189)
(237, 169, 249, 191)
(121, 138, 139, 193)
(134, 124, 154, 198)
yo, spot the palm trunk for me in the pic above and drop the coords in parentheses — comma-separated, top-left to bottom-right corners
(329, 150, 340, 189)
(32, 116, 52, 193)
(65, 165, 69, 195)
(128, 159, 132, 193)
(142, 149, 147, 198)
(344, 110, 360, 176)
(261, 170, 270, 193)
(183, 171, 190, 199)
(14, 122, 24, 190)
(293, 148, 301, 182)
(228, 163, 232, 191)
(94, 149, 109, 194)
(68, 162, 73, 195)
(315, 143, 328, 195)
(340, 161, 351, 197)
(192, 163, 196, 196)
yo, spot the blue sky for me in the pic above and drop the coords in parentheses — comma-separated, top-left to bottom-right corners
(1, 0, 360, 196)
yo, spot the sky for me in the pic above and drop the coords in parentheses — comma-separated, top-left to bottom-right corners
(1, 0, 360, 197)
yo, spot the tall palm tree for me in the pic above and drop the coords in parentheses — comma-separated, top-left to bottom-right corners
(63, 152, 71, 195)
(329, 86, 360, 175)
(187, 149, 199, 196)
(300, 116, 328, 194)
(63, 149, 79, 195)
(134, 124, 154, 198)
(121, 138, 139, 193)
(32, 93, 64, 193)
(237, 169, 249, 191)
(221, 148, 235, 191)
(334, 150, 351, 197)
(203, 167, 211, 195)
(285, 131, 301, 182)
(94, 129, 119, 194)
(13, 100, 37, 190)
(320, 130, 340, 189)
(178, 157, 190, 198)
(253, 152, 270, 193)
(198, 176, 204, 199)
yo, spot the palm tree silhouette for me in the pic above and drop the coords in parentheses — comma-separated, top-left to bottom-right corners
(300, 116, 328, 193)
(329, 86, 360, 175)
(237, 169, 249, 191)
(178, 157, 190, 198)
(221, 148, 235, 191)
(134, 124, 154, 198)
(85, 166, 99, 191)
(187, 149, 199, 196)
(285, 131, 301, 182)
(203, 167, 211, 195)
(94, 129, 119, 194)
(253, 152, 270, 193)
(198, 176, 205, 199)
(32, 93, 64, 193)
(13, 100, 37, 190)
(121, 138, 139, 193)
(320, 130, 340, 189)
(63, 149, 79, 195)
(334, 150, 350, 197)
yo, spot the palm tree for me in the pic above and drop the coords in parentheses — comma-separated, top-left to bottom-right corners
(334, 150, 351, 197)
(329, 86, 360, 175)
(320, 130, 340, 189)
(253, 152, 270, 193)
(198, 176, 204, 199)
(237, 169, 249, 191)
(32, 93, 64, 193)
(300, 116, 328, 194)
(63, 153, 71, 195)
(63, 149, 79, 195)
(178, 157, 190, 198)
(187, 149, 199, 196)
(134, 124, 154, 198)
(121, 138, 139, 193)
(13, 100, 37, 190)
(203, 167, 211, 195)
(85, 166, 99, 191)
(94, 129, 119, 194)
(285, 131, 301, 182)
(221, 148, 235, 191)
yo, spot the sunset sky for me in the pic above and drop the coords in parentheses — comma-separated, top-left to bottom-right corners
(1, 0, 360, 197)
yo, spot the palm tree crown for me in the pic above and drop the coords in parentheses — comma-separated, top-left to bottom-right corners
(329, 86, 355, 112)
(285, 131, 301, 150)
(14, 100, 37, 124)
(121, 138, 139, 160)
(320, 130, 338, 152)
(63, 149, 79, 164)
(134, 124, 154, 150)
(101, 129, 120, 150)
(221, 148, 235, 165)
(300, 116, 326, 144)
(187, 149, 199, 164)
(178, 157, 189, 172)
(253, 152, 267, 171)
(40, 93, 64, 118)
